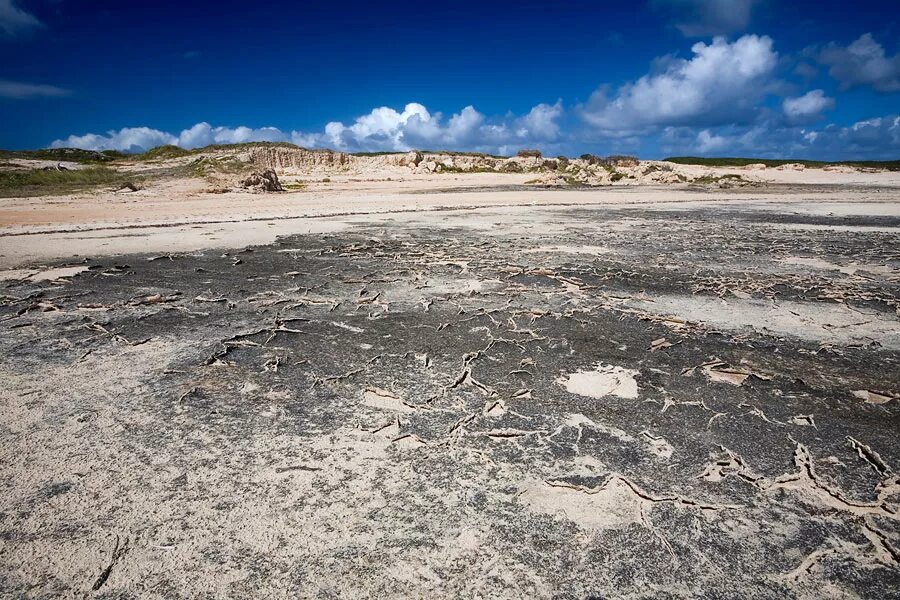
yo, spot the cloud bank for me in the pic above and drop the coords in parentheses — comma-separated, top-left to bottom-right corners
(662, 115, 900, 160)
(51, 101, 566, 156)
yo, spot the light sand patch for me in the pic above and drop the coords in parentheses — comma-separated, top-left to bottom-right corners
(623, 294, 900, 351)
(780, 257, 898, 278)
(0, 268, 38, 281)
(0, 265, 90, 281)
(362, 387, 415, 413)
(557, 364, 639, 399)
(31, 266, 89, 281)
(519, 478, 643, 531)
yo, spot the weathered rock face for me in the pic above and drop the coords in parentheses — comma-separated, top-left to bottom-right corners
(240, 169, 283, 192)
(248, 147, 351, 170)
(400, 151, 423, 167)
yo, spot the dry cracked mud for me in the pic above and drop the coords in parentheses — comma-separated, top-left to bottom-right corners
(1, 201, 899, 598)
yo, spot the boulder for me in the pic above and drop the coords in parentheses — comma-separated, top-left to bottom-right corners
(240, 169, 283, 192)
(401, 151, 423, 167)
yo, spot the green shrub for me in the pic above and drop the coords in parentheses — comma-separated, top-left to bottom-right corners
(140, 145, 190, 160)
(0, 166, 133, 197)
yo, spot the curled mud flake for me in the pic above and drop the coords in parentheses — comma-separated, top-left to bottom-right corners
(449, 367, 495, 396)
(698, 446, 765, 486)
(369, 415, 402, 436)
(769, 443, 898, 519)
(557, 363, 639, 399)
(391, 433, 427, 449)
(483, 399, 507, 417)
(851, 389, 895, 405)
(700, 361, 751, 386)
(648, 337, 674, 352)
(480, 428, 548, 439)
(362, 386, 416, 413)
(847, 437, 892, 477)
(448, 412, 478, 437)
(788, 414, 817, 428)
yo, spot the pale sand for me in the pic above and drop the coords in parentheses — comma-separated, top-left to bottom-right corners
(2, 169, 899, 269)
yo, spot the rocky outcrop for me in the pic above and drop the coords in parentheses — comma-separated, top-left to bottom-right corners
(240, 169, 283, 192)
(212, 144, 760, 189)
(248, 146, 351, 170)
(400, 151, 423, 167)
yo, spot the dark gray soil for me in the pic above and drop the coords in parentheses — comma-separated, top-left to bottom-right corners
(1, 203, 898, 598)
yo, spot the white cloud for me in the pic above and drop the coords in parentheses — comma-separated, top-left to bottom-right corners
(820, 33, 900, 93)
(0, 0, 41, 37)
(782, 89, 834, 121)
(694, 129, 728, 153)
(176, 122, 290, 148)
(653, 0, 759, 37)
(0, 79, 68, 99)
(290, 101, 564, 154)
(518, 101, 563, 140)
(48, 102, 565, 155)
(580, 35, 778, 135)
(51, 127, 177, 153)
(661, 114, 900, 160)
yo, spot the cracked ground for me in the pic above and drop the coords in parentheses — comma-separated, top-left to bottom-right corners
(1, 199, 899, 598)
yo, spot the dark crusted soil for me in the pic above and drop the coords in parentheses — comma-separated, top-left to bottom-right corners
(1, 204, 898, 598)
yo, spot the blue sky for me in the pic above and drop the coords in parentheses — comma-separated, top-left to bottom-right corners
(1, 0, 898, 159)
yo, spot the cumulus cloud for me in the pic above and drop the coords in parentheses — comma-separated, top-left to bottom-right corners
(694, 129, 728, 153)
(782, 89, 834, 122)
(0, 0, 41, 37)
(177, 122, 290, 148)
(653, 0, 759, 37)
(48, 101, 565, 155)
(0, 79, 69, 99)
(661, 114, 900, 160)
(580, 35, 777, 135)
(297, 101, 563, 154)
(51, 127, 178, 154)
(820, 33, 900, 92)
